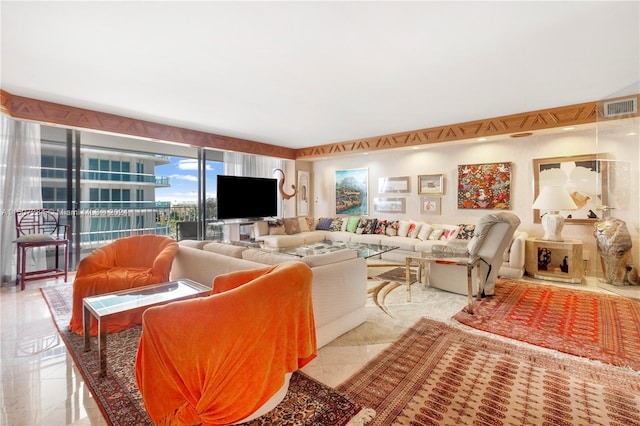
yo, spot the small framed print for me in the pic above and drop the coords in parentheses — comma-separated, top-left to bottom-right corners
(418, 174, 444, 195)
(373, 197, 406, 214)
(421, 196, 441, 214)
(378, 176, 410, 194)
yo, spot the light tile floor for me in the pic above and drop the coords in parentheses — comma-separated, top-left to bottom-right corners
(0, 272, 630, 425)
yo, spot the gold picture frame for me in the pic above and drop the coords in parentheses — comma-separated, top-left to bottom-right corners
(418, 174, 444, 195)
(532, 154, 608, 224)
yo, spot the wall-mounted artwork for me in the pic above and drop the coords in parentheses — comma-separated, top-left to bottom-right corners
(457, 162, 512, 209)
(420, 196, 441, 214)
(297, 170, 310, 216)
(378, 176, 410, 194)
(373, 197, 406, 214)
(335, 168, 368, 215)
(418, 174, 444, 195)
(533, 154, 608, 224)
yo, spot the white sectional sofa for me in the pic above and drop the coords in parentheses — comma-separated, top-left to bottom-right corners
(253, 216, 528, 282)
(169, 240, 367, 348)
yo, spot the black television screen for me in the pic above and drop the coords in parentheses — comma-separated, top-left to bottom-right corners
(216, 175, 278, 220)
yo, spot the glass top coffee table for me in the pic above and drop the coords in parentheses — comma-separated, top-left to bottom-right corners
(274, 240, 399, 259)
(83, 279, 210, 377)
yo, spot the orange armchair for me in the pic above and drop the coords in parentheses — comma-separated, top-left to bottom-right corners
(135, 261, 317, 426)
(69, 235, 178, 336)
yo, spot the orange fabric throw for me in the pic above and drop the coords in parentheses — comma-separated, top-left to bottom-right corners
(135, 261, 317, 426)
(68, 235, 178, 336)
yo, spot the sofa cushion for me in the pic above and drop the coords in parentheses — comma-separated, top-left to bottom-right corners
(241, 248, 298, 265)
(440, 225, 460, 240)
(203, 242, 248, 258)
(456, 224, 476, 240)
(298, 217, 310, 232)
(374, 219, 388, 235)
(254, 221, 269, 237)
(382, 236, 420, 251)
(301, 249, 357, 267)
(268, 219, 286, 235)
(428, 228, 444, 240)
(350, 234, 383, 244)
(417, 224, 433, 240)
(316, 217, 333, 230)
(301, 231, 328, 244)
(397, 220, 411, 237)
(346, 216, 361, 233)
(408, 221, 422, 238)
(178, 240, 209, 249)
(283, 217, 301, 234)
(385, 220, 399, 236)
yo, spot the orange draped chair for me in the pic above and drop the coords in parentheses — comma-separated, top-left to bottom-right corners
(68, 235, 178, 336)
(135, 261, 317, 426)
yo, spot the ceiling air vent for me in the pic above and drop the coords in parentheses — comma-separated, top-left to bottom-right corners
(603, 97, 637, 117)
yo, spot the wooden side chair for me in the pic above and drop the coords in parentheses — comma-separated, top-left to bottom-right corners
(14, 209, 69, 290)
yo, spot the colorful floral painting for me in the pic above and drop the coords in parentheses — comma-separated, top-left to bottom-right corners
(457, 162, 512, 209)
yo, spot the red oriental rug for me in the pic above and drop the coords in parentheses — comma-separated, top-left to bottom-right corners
(453, 279, 640, 370)
(337, 317, 640, 426)
(41, 284, 373, 426)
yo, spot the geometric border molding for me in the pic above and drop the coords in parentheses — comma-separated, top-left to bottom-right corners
(295, 95, 638, 159)
(2, 89, 637, 161)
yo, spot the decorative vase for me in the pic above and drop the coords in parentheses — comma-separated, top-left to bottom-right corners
(538, 247, 552, 271)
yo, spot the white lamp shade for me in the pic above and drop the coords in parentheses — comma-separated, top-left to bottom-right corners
(532, 186, 577, 241)
(532, 186, 578, 211)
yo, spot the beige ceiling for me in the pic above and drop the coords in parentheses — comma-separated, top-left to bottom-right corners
(1, 1, 639, 149)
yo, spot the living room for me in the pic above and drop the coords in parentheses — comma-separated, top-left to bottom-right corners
(1, 2, 640, 425)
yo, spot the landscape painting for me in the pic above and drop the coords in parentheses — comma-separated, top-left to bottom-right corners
(336, 168, 368, 215)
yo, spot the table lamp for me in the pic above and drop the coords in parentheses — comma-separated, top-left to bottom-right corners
(532, 185, 578, 241)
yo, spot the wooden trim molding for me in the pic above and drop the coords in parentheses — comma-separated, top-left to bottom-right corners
(2, 89, 637, 161)
(0, 90, 296, 160)
(296, 95, 639, 159)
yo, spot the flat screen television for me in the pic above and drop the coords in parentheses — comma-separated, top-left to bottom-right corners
(216, 175, 278, 220)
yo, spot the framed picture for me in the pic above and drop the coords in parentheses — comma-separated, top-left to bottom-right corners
(457, 162, 511, 209)
(420, 196, 441, 214)
(418, 174, 444, 195)
(297, 170, 310, 216)
(378, 176, 410, 194)
(533, 154, 608, 224)
(373, 197, 406, 214)
(335, 168, 368, 215)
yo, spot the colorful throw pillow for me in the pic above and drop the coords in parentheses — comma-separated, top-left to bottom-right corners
(283, 218, 301, 235)
(457, 224, 476, 240)
(329, 217, 344, 232)
(374, 219, 388, 234)
(441, 225, 460, 240)
(316, 217, 333, 230)
(408, 221, 423, 238)
(363, 218, 378, 234)
(386, 220, 399, 236)
(346, 216, 361, 233)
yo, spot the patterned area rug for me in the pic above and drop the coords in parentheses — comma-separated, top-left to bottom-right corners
(453, 279, 640, 370)
(337, 317, 640, 425)
(41, 284, 373, 426)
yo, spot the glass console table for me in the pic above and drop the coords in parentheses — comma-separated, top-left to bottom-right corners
(83, 279, 210, 377)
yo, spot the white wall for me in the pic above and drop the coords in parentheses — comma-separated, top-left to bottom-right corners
(309, 123, 640, 276)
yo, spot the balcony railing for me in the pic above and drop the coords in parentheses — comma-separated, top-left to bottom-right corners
(41, 167, 170, 185)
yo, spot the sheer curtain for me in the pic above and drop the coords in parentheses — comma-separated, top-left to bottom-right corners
(0, 115, 43, 285)
(223, 151, 285, 216)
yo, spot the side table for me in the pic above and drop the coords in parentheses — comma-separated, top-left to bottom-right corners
(524, 238, 583, 283)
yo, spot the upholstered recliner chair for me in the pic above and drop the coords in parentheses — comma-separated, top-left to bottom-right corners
(427, 212, 521, 296)
(68, 235, 178, 336)
(135, 261, 317, 426)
